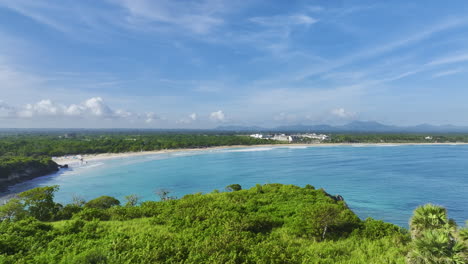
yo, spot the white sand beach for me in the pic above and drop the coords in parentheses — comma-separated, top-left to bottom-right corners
(52, 142, 468, 166)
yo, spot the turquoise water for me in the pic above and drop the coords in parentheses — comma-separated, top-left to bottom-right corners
(4, 145, 468, 227)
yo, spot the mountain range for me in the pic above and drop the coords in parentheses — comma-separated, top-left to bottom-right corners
(216, 121, 468, 133)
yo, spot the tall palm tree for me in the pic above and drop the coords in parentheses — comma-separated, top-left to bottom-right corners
(409, 204, 453, 239)
(459, 221, 468, 242)
(407, 204, 467, 264)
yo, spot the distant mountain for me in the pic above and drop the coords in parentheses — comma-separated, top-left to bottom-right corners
(215, 125, 266, 131)
(338, 121, 396, 132)
(275, 124, 335, 132)
(216, 121, 468, 133)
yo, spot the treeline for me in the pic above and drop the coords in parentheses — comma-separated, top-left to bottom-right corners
(0, 134, 275, 185)
(0, 156, 58, 187)
(0, 134, 275, 157)
(0, 156, 58, 178)
(0, 183, 466, 263)
(329, 134, 468, 143)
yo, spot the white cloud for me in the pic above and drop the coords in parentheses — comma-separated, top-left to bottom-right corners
(0, 0, 71, 33)
(112, 0, 227, 34)
(250, 14, 317, 27)
(427, 53, 468, 66)
(0, 0, 236, 39)
(17, 99, 65, 118)
(176, 112, 198, 124)
(432, 68, 464, 78)
(331, 108, 356, 119)
(209, 110, 225, 122)
(144, 112, 158, 123)
(82, 97, 113, 117)
(273, 112, 297, 122)
(0, 97, 147, 121)
(294, 18, 468, 81)
(0, 101, 15, 118)
(115, 109, 133, 118)
(307, 6, 324, 12)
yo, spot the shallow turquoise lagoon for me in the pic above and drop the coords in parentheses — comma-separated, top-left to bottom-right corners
(4, 145, 468, 227)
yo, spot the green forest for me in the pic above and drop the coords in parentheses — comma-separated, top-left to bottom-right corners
(0, 134, 275, 186)
(328, 134, 468, 143)
(0, 184, 467, 263)
(0, 134, 273, 157)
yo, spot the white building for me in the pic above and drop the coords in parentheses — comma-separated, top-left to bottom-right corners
(272, 134, 293, 142)
(300, 133, 329, 140)
(250, 134, 263, 139)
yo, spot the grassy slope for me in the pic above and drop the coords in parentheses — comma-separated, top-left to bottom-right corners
(0, 184, 409, 263)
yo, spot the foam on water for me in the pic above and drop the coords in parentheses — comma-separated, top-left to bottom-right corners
(220, 147, 274, 153)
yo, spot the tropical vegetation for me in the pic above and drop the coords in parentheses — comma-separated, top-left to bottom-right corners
(0, 133, 276, 187)
(0, 183, 466, 263)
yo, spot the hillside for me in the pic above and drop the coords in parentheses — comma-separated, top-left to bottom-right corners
(0, 184, 412, 263)
(1, 183, 467, 263)
(0, 156, 59, 190)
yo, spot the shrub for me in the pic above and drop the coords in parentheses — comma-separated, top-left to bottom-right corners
(357, 218, 406, 239)
(85, 196, 120, 210)
(291, 202, 360, 241)
(74, 208, 110, 221)
(55, 204, 83, 220)
(225, 184, 242, 192)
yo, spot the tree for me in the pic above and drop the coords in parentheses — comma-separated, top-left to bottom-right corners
(155, 189, 175, 201)
(85, 196, 120, 209)
(124, 194, 140, 207)
(407, 204, 468, 264)
(407, 229, 467, 264)
(459, 222, 468, 242)
(293, 202, 359, 241)
(71, 194, 86, 207)
(0, 198, 27, 221)
(17, 185, 60, 221)
(409, 204, 454, 239)
(225, 184, 242, 192)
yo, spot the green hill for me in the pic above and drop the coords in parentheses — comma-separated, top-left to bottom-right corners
(0, 184, 466, 263)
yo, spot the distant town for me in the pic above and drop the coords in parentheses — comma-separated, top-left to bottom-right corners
(250, 133, 329, 143)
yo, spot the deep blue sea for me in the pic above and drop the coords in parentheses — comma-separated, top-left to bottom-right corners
(3, 145, 468, 227)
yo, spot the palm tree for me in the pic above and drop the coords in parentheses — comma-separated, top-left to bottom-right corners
(407, 229, 466, 264)
(407, 204, 467, 264)
(409, 204, 453, 239)
(458, 221, 468, 242)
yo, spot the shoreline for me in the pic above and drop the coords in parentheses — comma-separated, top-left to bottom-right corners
(52, 142, 468, 165)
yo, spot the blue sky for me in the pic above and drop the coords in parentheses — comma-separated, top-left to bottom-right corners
(1, 0, 468, 128)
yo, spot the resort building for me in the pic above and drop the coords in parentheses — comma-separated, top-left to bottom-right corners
(250, 134, 263, 139)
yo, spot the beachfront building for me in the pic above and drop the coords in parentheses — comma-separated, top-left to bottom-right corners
(272, 134, 293, 142)
(299, 133, 329, 140)
(250, 134, 263, 139)
(249, 133, 328, 143)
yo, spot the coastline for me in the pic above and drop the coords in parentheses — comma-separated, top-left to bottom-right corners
(52, 142, 468, 165)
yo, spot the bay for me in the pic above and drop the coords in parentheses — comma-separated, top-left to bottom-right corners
(3, 144, 468, 227)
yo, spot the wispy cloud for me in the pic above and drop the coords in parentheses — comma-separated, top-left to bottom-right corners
(0, 0, 71, 33)
(330, 108, 356, 119)
(0, 0, 236, 38)
(427, 53, 468, 66)
(432, 68, 464, 78)
(295, 18, 468, 81)
(110, 0, 231, 35)
(250, 14, 317, 27)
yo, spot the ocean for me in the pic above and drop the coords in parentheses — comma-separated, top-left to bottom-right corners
(3, 144, 468, 227)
